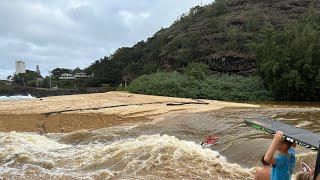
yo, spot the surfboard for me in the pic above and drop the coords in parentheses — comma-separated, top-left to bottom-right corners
(244, 118, 320, 150)
(301, 162, 312, 173)
(201, 143, 213, 149)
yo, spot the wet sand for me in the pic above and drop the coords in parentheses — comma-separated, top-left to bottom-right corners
(0, 91, 259, 133)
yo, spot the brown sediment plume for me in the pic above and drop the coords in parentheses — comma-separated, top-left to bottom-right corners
(0, 114, 148, 133)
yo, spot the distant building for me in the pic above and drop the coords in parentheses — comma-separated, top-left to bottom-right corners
(74, 72, 91, 78)
(37, 78, 43, 82)
(59, 72, 91, 80)
(15, 61, 26, 74)
(59, 73, 76, 80)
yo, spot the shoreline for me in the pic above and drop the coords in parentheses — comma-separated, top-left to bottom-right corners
(0, 91, 259, 133)
(0, 86, 108, 98)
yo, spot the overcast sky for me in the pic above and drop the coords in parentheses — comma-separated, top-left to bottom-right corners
(0, 0, 213, 79)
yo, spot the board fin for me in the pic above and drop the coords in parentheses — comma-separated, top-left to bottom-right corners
(301, 162, 312, 173)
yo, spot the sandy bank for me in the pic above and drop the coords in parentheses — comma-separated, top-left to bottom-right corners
(0, 92, 259, 133)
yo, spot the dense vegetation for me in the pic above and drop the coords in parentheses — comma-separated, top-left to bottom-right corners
(128, 72, 272, 101)
(250, 7, 320, 100)
(11, 70, 41, 87)
(128, 63, 272, 101)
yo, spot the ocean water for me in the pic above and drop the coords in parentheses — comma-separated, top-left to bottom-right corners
(0, 104, 319, 179)
(0, 95, 34, 101)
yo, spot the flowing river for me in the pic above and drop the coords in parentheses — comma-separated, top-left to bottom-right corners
(0, 102, 319, 179)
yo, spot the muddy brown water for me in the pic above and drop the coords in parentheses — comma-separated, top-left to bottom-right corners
(0, 102, 319, 179)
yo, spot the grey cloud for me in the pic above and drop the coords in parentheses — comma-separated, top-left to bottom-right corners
(0, 0, 213, 79)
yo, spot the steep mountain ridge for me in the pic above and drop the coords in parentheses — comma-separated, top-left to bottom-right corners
(87, 0, 320, 84)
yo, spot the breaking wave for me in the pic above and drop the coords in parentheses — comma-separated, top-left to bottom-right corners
(0, 132, 254, 179)
(0, 95, 34, 101)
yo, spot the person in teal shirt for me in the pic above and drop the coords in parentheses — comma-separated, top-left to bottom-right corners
(264, 131, 296, 180)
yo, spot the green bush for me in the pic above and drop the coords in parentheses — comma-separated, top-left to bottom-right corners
(128, 72, 273, 101)
(116, 86, 128, 91)
(183, 62, 209, 80)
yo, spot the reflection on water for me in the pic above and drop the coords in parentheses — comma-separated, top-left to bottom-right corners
(0, 103, 319, 179)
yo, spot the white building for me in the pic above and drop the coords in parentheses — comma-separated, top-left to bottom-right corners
(15, 61, 26, 74)
(59, 73, 76, 80)
(59, 72, 91, 80)
(74, 72, 91, 78)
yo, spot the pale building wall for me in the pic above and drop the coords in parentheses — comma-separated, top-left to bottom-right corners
(15, 61, 26, 74)
(59, 73, 76, 80)
(74, 72, 91, 78)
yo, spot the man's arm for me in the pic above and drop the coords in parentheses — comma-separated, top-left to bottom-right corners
(264, 131, 283, 165)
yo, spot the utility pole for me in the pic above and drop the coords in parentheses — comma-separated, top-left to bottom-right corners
(48, 70, 52, 89)
(36, 65, 41, 77)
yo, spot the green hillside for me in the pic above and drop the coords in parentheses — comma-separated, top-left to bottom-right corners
(85, 0, 320, 101)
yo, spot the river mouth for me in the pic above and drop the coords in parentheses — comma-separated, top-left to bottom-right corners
(0, 101, 319, 179)
(152, 106, 319, 168)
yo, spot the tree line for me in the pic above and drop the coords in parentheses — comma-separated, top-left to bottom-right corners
(250, 6, 320, 100)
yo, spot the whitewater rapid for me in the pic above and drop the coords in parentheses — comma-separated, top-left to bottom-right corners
(0, 129, 254, 180)
(0, 95, 34, 101)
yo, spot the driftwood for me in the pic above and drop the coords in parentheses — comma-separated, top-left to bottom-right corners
(36, 123, 47, 135)
(166, 102, 209, 106)
(43, 102, 164, 116)
(166, 99, 209, 106)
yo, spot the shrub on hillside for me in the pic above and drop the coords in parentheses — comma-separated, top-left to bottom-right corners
(128, 72, 273, 101)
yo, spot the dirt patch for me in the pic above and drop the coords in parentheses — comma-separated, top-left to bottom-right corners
(0, 114, 148, 133)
